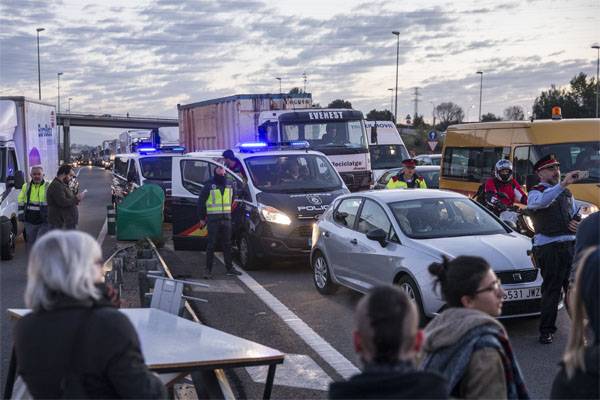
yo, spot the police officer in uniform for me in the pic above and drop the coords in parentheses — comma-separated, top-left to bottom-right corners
(17, 166, 49, 244)
(197, 166, 242, 279)
(386, 159, 427, 189)
(528, 154, 583, 344)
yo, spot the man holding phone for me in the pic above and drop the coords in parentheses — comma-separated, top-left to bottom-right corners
(527, 154, 583, 344)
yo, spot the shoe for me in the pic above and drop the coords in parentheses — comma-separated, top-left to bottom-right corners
(539, 333, 553, 344)
(203, 271, 213, 280)
(226, 269, 242, 276)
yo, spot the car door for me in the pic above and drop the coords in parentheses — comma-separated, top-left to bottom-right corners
(111, 156, 130, 203)
(351, 199, 401, 290)
(171, 156, 243, 251)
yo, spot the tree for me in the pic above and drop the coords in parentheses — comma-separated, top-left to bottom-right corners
(532, 73, 597, 118)
(412, 114, 428, 130)
(327, 99, 352, 109)
(481, 112, 502, 122)
(366, 109, 394, 121)
(288, 87, 302, 94)
(503, 106, 524, 121)
(434, 102, 464, 131)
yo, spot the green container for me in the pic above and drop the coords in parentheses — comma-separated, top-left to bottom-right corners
(116, 184, 164, 241)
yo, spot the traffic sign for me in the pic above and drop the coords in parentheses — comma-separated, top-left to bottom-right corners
(427, 140, 438, 151)
(428, 130, 437, 141)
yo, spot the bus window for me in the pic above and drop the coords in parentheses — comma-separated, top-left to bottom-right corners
(513, 146, 535, 186)
(442, 147, 504, 182)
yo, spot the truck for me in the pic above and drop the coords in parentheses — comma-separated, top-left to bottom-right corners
(365, 120, 409, 182)
(178, 93, 372, 191)
(0, 96, 59, 260)
(119, 129, 151, 154)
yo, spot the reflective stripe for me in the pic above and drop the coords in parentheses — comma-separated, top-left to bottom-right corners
(27, 205, 41, 211)
(206, 186, 232, 215)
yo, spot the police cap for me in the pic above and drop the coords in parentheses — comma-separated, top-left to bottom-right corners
(534, 154, 560, 172)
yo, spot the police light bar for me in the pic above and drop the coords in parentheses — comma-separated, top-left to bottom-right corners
(240, 142, 268, 148)
(138, 147, 157, 153)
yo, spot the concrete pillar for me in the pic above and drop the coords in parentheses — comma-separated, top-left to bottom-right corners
(63, 119, 70, 162)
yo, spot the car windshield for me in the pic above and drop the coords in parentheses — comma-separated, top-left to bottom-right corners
(245, 154, 343, 193)
(420, 170, 440, 188)
(370, 144, 409, 170)
(532, 142, 600, 183)
(140, 157, 172, 180)
(280, 120, 367, 151)
(388, 197, 506, 239)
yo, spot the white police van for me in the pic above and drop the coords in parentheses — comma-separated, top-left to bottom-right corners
(170, 141, 349, 269)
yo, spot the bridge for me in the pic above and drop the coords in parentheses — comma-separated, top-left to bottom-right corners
(57, 112, 178, 161)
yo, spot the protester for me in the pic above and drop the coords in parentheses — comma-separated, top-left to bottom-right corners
(46, 164, 83, 229)
(551, 246, 599, 399)
(14, 230, 166, 399)
(17, 166, 49, 244)
(329, 285, 447, 399)
(421, 256, 529, 399)
(222, 149, 246, 179)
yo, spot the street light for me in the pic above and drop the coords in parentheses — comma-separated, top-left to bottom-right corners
(387, 88, 394, 116)
(57, 72, 63, 113)
(36, 28, 45, 100)
(275, 77, 282, 94)
(68, 97, 72, 113)
(392, 31, 400, 123)
(592, 44, 600, 118)
(476, 71, 483, 122)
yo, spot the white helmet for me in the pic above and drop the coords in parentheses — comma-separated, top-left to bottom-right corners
(494, 159, 513, 183)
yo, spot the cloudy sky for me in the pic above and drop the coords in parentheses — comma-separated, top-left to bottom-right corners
(1, 0, 598, 145)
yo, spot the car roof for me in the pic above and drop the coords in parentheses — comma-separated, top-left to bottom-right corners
(344, 189, 465, 202)
(187, 149, 327, 160)
(114, 152, 179, 159)
(382, 165, 440, 174)
(416, 154, 441, 158)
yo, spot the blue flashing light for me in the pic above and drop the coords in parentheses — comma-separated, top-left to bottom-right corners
(289, 140, 310, 148)
(171, 146, 185, 152)
(240, 142, 268, 148)
(138, 147, 157, 153)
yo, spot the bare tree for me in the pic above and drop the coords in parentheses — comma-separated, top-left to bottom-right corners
(503, 105, 525, 121)
(434, 102, 464, 131)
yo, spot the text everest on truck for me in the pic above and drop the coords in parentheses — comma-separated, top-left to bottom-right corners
(178, 93, 372, 191)
(0, 97, 58, 260)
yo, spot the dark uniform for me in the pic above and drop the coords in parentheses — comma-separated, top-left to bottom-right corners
(197, 175, 241, 278)
(527, 154, 578, 344)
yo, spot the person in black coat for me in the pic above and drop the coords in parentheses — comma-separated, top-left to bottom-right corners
(551, 246, 600, 399)
(329, 285, 447, 399)
(14, 230, 166, 399)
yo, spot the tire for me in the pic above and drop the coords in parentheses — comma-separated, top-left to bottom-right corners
(238, 233, 259, 270)
(396, 275, 426, 326)
(1, 222, 16, 261)
(312, 251, 337, 295)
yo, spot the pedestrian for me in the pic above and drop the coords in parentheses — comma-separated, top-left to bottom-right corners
(46, 164, 83, 229)
(222, 149, 246, 180)
(551, 246, 599, 399)
(197, 166, 242, 278)
(527, 154, 584, 344)
(386, 159, 427, 189)
(14, 230, 166, 398)
(421, 256, 529, 399)
(17, 166, 49, 244)
(329, 285, 448, 399)
(570, 211, 599, 284)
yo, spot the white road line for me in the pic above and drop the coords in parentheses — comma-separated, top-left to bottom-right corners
(215, 254, 360, 380)
(97, 218, 107, 245)
(76, 168, 82, 177)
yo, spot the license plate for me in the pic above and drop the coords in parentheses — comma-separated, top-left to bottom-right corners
(503, 287, 541, 302)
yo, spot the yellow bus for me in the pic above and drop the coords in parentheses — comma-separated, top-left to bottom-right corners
(440, 117, 600, 217)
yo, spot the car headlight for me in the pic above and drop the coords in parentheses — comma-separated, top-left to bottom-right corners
(259, 204, 291, 225)
(574, 199, 599, 219)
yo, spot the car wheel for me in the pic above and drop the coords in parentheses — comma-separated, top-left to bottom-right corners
(312, 252, 337, 295)
(238, 233, 259, 270)
(1, 224, 16, 261)
(396, 275, 426, 326)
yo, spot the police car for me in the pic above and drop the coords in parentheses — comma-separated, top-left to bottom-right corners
(111, 145, 185, 221)
(170, 142, 350, 269)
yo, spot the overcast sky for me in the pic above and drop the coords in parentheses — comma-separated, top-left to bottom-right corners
(1, 0, 598, 145)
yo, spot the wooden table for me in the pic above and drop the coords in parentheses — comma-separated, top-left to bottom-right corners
(5, 308, 285, 399)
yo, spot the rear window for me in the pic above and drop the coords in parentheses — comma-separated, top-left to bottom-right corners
(442, 147, 508, 182)
(140, 157, 172, 180)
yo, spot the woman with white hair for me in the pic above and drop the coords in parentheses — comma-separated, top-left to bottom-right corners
(14, 230, 166, 399)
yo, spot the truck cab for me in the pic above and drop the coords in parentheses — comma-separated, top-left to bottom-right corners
(170, 142, 350, 269)
(364, 120, 410, 182)
(257, 109, 372, 191)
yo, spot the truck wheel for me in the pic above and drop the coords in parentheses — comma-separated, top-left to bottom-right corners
(1, 221, 16, 261)
(238, 233, 260, 270)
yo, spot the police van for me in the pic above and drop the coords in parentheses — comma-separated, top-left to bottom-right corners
(170, 142, 349, 269)
(111, 145, 185, 221)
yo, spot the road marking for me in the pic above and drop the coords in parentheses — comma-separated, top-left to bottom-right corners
(215, 254, 360, 380)
(76, 168, 82, 177)
(97, 218, 107, 245)
(246, 353, 331, 391)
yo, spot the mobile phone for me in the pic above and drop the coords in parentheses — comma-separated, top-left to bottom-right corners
(578, 170, 590, 179)
(82, 189, 88, 194)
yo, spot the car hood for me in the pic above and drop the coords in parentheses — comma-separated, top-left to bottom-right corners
(412, 233, 533, 271)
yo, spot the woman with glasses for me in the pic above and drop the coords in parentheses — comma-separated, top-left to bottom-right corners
(420, 256, 529, 399)
(13, 230, 166, 399)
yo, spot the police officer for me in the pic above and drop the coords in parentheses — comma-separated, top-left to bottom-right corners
(386, 159, 427, 189)
(197, 166, 242, 279)
(17, 166, 49, 244)
(528, 154, 583, 344)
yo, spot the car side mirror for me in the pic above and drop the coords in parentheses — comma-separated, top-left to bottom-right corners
(370, 125, 378, 144)
(366, 228, 387, 247)
(8, 171, 25, 190)
(526, 174, 539, 190)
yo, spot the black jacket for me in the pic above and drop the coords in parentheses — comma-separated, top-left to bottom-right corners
(14, 290, 166, 399)
(551, 346, 599, 399)
(46, 177, 79, 228)
(329, 367, 448, 399)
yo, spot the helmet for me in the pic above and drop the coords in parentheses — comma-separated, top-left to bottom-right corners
(494, 159, 513, 183)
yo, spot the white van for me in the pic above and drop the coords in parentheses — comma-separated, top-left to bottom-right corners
(365, 120, 409, 182)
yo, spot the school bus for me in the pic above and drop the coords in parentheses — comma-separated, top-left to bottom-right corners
(440, 117, 600, 217)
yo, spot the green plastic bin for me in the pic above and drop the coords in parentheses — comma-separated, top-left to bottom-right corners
(116, 184, 165, 241)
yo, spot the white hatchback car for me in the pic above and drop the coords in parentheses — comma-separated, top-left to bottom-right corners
(310, 189, 542, 320)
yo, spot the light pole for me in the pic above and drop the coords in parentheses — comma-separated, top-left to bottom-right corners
(68, 97, 72, 113)
(36, 28, 45, 100)
(387, 88, 394, 117)
(592, 44, 600, 118)
(476, 71, 483, 122)
(57, 72, 63, 113)
(392, 31, 400, 123)
(429, 101, 435, 127)
(275, 77, 282, 94)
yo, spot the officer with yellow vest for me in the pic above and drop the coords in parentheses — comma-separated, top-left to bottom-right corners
(17, 166, 49, 244)
(386, 159, 427, 189)
(197, 166, 242, 279)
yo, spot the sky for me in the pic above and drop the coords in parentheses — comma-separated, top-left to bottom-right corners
(1, 0, 598, 145)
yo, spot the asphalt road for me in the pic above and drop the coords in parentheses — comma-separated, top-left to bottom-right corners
(0, 166, 112, 394)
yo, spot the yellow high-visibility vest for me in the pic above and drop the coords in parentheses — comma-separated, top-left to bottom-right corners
(17, 181, 48, 218)
(386, 176, 427, 189)
(206, 186, 232, 215)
